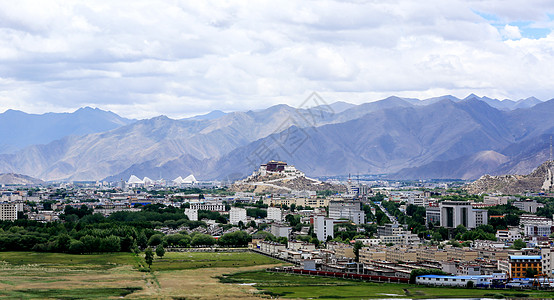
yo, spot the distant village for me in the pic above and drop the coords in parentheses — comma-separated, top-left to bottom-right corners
(2, 159, 554, 288)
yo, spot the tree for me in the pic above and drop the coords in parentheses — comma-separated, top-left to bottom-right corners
(145, 247, 154, 268)
(148, 234, 164, 246)
(56, 233, 71, 252)
(191, 234, 215, 247)
(353, 241, 364, 262)
(137, 231, 147, 248)
(526, 268, 538, 278)
(512, 239, 526, 250)
(155, 244, 165, 258)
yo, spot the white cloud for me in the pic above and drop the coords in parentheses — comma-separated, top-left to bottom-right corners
(503, 24, 522, 39)
(0, 0, 553, 119)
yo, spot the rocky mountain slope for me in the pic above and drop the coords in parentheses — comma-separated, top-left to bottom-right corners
(0, 173, 43, 185)
(465, 161, 554, 194)
(0, 95, 552, 181)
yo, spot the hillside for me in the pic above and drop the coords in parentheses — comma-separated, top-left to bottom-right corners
(0, 173, 44, 185)
(465, 160, 554, 194)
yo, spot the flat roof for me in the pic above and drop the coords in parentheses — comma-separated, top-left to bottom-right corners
(418, 275, 492, 280)
(509, 255, 542, 260)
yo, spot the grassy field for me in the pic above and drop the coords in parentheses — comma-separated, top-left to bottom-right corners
(5, 251, 553, 299)
(221, 270, 554, 299)
(0, 251, 283, 299)
(148, 251, 280, 271)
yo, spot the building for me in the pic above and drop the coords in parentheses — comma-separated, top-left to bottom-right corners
(496, 228, 522, 243)
(498, 255, 542, 278)
(229, 207, 247, 225)
(440, 201, 488, 229)
(359, 247, 386, 263)
(328, 201, 365, 224)
(190, 202, 226, 212)
(377, 223, 403, 237)
(483, 196, 510, 206)
(416, 275, 492, 287)
(513, 199, 543, 214)
(267, 207, 282, 222)
(315, 215, 334, 241)
(524, 224, 554, 237)
(426, 205, 441, 224)
(270, 223, 291, 239)
(264, 197, 330, 208)
(253, 160, 305, 177)
(519, 214, 552, 226)
(0, 203, 17, 221)
(184, 208, 198, 221)
(541, 248, 554, 278)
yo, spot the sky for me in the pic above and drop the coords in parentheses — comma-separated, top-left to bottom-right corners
(1, 0, 554, 119)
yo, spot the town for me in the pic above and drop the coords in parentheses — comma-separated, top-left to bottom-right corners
(2, 160, 554, 290)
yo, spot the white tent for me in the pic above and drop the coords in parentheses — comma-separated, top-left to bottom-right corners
(128, 175, 144, 184)
(183, 174, 197, 184)
(173, 176, 184, 185)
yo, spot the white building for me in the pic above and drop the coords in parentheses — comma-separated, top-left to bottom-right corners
(229, 207, 247, 225)
(524, 224, 553, 237)
(513, 199, 543, 213)
(0, 203, 17, 221)
(483, 196, 510, 206)
(270, 223, 291, 239)
(541, 248, 554, 278)
(190, 202, 226, 212)
(184, 208, 198, 221)
(267, 207, 283, 222)
(314, 215, 334, 241)
(440, 201, 488, 229)
(416, 275, 492, 287)
(496, 228, 522, 242)
(328, 201, 365, 224)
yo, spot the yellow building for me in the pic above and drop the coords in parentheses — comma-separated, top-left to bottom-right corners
(359, 247, 386, 263)
(506, 255, 542, 278)
(264, 197, 330, 208)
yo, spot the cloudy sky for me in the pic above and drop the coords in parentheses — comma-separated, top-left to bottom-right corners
(1, 0, 554, 119)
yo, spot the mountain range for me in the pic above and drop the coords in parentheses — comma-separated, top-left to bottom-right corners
(0, 95, 552, 182)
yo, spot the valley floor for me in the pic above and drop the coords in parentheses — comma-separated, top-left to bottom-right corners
(1, 251, 554, 299)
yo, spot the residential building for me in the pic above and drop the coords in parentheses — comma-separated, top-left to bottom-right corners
(267, 207, 282, 222)
(377, 223, 403, 237)
(524, 224, 554, 237)
(229, 207, 247, 225)
(270, 223, 291, 239)
(184, 208, 198, 221)
(498, 255, 542, 278)
(0, 203, 17, 221)
(359, 247, 386, 263)
(328, 201, 365, 224)
(496, 228, 522, 243)
(190, 201, 226, 212)
(426, 205, 441, 224)
(483, 196, 510, 206)
(541, 248, 554, 278)
(314, 215, 334, 241)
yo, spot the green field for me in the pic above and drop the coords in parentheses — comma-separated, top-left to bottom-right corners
(0, 251, 283, 299)
(4, 251, 553, 299)
(221, 270, 554, 299)
(148, 251, 280, 271)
